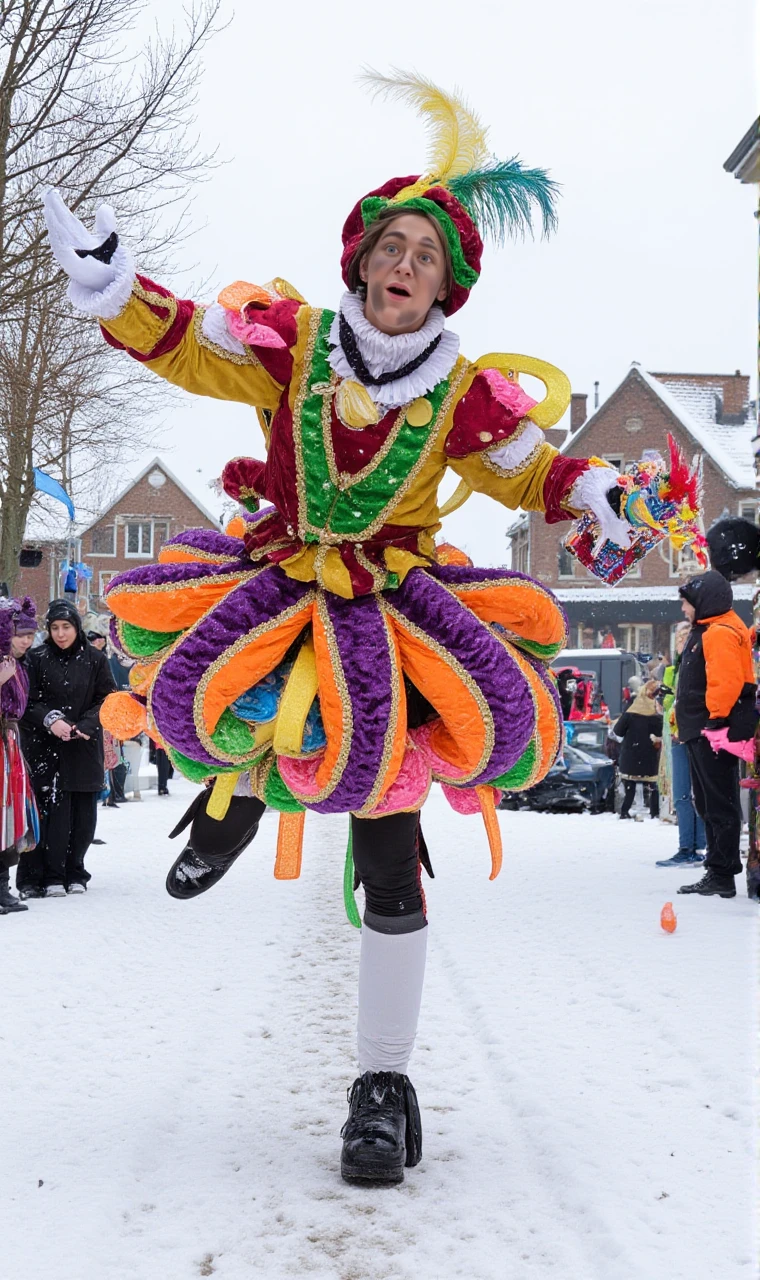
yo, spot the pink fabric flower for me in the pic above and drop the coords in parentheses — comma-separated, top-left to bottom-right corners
(225, 311, 287, 349)
(480, 367, 537, 420)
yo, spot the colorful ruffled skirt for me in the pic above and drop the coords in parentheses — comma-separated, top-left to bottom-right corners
(1, 724, 39, 858)
(102, 524, 567, 854)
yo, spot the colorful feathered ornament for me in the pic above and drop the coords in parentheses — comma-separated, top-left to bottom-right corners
(564, 435, 708, 585)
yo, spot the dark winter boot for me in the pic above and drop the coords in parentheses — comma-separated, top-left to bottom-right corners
(340, 1070, 422, 1184)
(165, 791, 265, 900)
(677, 869, 736, 898)
(747, 866, 760, 903)
(0, 868, 28, 914)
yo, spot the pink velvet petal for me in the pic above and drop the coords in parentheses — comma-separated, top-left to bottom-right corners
(278, 751, 324, 798)
(367, 743, 431, 817)
(480, 367, 537, 419)
(226, 311, 287, 349)
(441, 782, 502, 814)
(409, 721, 469, 780)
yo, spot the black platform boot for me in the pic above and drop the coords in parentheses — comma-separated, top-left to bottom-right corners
(340, 1070, 422, 1184)
(165, 790, 266, 900)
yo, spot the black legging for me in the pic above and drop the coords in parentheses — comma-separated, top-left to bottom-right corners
(181, 794, 426, 926)
(620, 779, 659, 818)
(350, 811, 424, 924)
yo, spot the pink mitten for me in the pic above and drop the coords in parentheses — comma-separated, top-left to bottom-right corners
(702, 727, 729, 753)
(702, 726, 755, 763)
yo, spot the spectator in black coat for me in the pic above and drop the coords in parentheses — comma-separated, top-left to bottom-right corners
(17, 600, 115, 897)
(614, 680, 663, 819)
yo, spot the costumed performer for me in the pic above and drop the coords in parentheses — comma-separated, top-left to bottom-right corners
(0, 596, 40, 914)
(44, 73, 641, 1183)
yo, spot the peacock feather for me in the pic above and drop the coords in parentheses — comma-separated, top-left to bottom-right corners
(449, 159, 559, 241)
(360, 68, 490, 183)
(361, 69, 559, 242)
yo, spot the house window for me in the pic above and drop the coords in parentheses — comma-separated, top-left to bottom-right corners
(739, 502, 758, 522)
(603, 456, 624, 473)
(619, 624, 653, 656)
(669, 542, 701, 578)
(509, 520, 530, 574)
(558, 542, 575, 578)
(99, 571, 118, 601)
(91, 524, 115, 555)
(153, 520, 169, 552)
(125, 521, 153, 557)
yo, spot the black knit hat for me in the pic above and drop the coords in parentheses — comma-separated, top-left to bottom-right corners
(46, 599, 83, 632)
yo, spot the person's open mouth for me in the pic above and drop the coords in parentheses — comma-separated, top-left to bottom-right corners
(386, 284, 411, 297)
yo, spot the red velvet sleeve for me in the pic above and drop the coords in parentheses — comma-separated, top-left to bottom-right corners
(542, 455, 590, 524)
(445, 368, 538, 459)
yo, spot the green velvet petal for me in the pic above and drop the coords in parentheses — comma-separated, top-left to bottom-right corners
(119, 620, 182, 658)
(489, 739, 537, 790)
(264, 761, 305, 813)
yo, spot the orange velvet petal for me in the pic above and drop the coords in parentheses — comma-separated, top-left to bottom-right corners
(107, 570, 251, 631)
(100, 691, 148, 740)
(158, 546, 232, 565)
(312, 604, 350, 790)
(201, 601, 314, 735)
(448, 579, 567, 650)
(225, 515, 247, 538)
(387, 613, 487, 774)
(129, 660, 160, 697)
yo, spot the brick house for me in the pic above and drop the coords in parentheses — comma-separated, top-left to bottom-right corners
(508, 366, 757, 658)
(17, 458, 220, 620)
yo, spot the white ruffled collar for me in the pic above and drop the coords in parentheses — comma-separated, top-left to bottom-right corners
(328, 291, 460, 408)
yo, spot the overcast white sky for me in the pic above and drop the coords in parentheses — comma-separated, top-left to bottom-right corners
(121, 0, 758, 563)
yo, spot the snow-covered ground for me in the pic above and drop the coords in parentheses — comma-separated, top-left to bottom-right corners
(2, 781, 756, 1280)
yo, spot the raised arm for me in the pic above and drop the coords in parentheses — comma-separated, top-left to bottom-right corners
(445, 367, 633, 543)
(44, 190, 290, 411)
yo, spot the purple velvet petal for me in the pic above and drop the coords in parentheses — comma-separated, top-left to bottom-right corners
(106, 558, 248, 595)
(163, 528, 246, 559)
(150, 565, 311, 766)
(305, 592, 396, 815)
(390, 569, 535, 783)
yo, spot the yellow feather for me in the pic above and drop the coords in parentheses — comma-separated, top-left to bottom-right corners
(360, 68, 490, 183)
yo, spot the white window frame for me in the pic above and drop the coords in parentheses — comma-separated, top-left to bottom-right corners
(99, 570, 118, 601)
(558, 539, 575, 579)
(90, 524, 116, 557)
(619, 623, 653, 654)
(125, 521, 153, 558)
(738, 501, 758, 522)
(669, 541, 701, 579)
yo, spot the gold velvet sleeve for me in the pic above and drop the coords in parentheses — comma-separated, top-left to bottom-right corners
(100, 284, 283, 411)
(447, 442, 558, 514)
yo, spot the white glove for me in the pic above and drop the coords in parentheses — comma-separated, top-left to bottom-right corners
(43, 188, 134, 318)
(569, 465, 634, 553)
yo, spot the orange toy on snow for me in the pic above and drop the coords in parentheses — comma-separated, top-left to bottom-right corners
(660, 902, 677, 933)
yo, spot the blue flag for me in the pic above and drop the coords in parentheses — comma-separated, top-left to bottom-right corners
(33, 468, 75, 521)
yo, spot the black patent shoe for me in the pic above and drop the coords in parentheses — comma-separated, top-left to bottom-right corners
(165, 790, 265, 901)
(340, 1070, 422, 1184)
(677, 869, 736, 898)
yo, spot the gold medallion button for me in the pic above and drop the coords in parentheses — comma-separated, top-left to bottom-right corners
(406, 397, 434, 427)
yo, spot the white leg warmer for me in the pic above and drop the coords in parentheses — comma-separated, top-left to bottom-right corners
(357, 921, 428, 1075)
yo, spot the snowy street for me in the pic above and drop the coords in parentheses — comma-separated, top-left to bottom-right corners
(2, 780, 756, 1280)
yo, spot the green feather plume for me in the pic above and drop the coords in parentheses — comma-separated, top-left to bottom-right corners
(448, 158, 559, 241)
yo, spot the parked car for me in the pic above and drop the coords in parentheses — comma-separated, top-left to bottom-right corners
(562, 743, 616, 812)
(499, 754, 587, 814)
